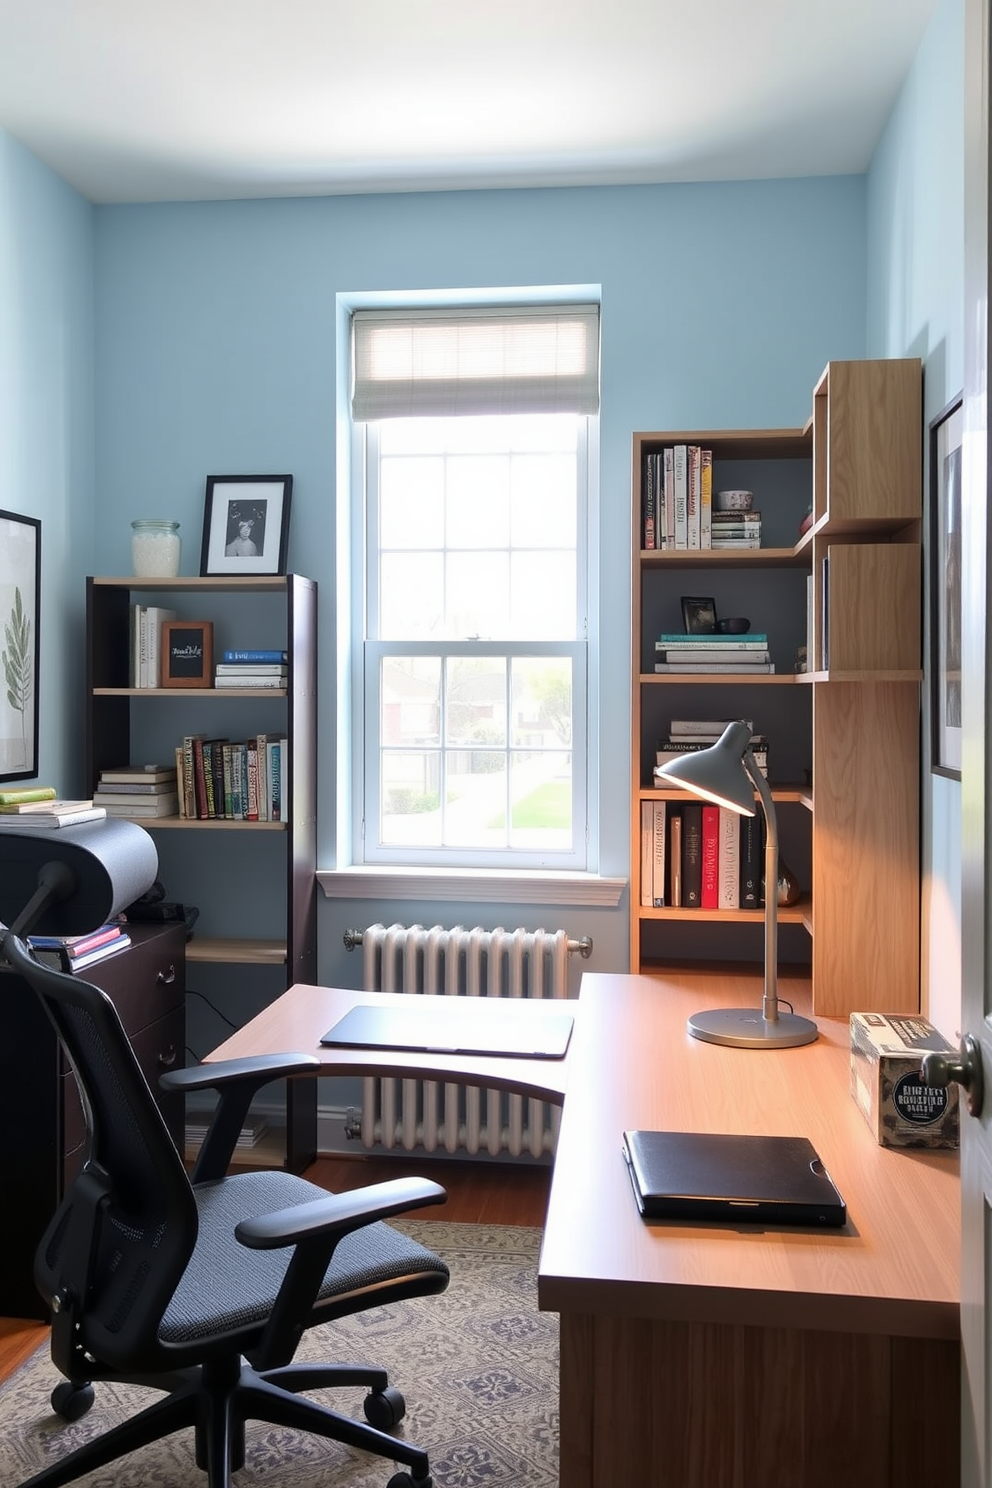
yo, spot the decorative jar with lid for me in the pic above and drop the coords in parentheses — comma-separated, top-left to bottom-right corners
(131, 519, 181, 578)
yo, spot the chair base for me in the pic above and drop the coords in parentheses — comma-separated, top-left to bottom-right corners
(21, 1356, 433, 1488)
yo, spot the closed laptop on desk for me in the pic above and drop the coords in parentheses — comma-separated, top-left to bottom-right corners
(322, 1002, 573, 1059)
(621, 1130, 847, 1226)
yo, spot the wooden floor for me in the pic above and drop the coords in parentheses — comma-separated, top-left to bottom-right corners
(0, 1153, 552, 1387)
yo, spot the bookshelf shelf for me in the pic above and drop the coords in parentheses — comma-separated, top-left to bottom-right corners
(94, 687, 289, 699)
(187, 937, 286, 965)
(85, 571, 318, 1172)
(630, 358, 922, 1017)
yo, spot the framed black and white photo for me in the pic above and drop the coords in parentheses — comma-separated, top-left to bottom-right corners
(200, 474, 292, 577)
(929, 394, 963, 779)
(680, 595, 717, 635)
(0, 509, 41, 782)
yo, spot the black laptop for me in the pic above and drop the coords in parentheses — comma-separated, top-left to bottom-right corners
(621, 1130, 847, 1227)
(321, 1001, 574, 1059)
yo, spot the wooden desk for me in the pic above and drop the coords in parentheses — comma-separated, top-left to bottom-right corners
(542, 970, 960, 1488)
(208, 969, 960, 1488)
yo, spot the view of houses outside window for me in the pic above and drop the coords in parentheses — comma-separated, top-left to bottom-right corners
(364, 412, 588, 868)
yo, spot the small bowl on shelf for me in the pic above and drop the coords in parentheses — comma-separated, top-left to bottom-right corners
(714, 489, 753, 512)
(716, 616, 751, 635)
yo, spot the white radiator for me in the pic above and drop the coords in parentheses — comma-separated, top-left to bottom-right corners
(345, 923, 589, 1159)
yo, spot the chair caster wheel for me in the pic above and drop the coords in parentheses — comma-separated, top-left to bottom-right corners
(51, 1381, 95, 1421)
(364, 1384, 406, 1430)
(386, 1474, 432, 1488)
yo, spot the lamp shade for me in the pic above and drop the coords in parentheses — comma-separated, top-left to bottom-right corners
(0, 818, 158, 938)
(656, 720, 757, 814)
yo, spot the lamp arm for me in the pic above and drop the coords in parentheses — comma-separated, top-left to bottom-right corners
(742, 750, 779, 1024)
(7, 861, 77, 939)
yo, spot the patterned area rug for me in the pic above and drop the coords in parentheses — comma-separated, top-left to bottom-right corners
(0, 1221, 557, 1488)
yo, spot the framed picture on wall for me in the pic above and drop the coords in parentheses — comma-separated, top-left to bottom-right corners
(0, 509, 41, 782)
(929, 394, 963, 779)
(200, 474, 293, 577)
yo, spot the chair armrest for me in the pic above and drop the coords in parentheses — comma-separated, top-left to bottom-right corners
(161, 1053, 321, 1095)
(236, 1177, 447, 1249)
(237, 1176, 447, 1371)
(169, 1053, 321, 1182)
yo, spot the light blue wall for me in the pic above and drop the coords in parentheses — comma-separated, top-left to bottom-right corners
(865, 0, 964, 1036)
(92, 177, 866, 987)
(0, 129, 94, 798)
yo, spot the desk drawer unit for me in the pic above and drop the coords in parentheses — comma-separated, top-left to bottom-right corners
(2, 921, 186, 1320)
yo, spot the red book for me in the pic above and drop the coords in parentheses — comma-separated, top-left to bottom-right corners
(701, 805, 720, 908)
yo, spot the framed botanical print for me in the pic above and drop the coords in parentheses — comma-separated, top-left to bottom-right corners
(0, 510, 41, 781)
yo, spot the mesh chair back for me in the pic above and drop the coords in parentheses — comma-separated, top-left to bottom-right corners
(4, 934, 197, 1373)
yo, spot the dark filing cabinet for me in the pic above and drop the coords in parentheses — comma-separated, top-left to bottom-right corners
(1, 920, 186, 1320)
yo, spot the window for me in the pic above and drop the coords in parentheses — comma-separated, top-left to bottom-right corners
(351, 303, 599, 871)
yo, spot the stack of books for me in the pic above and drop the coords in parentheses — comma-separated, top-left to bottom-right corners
(214, 648, 288, 690)
(0, 788, 106, 829)
(94, 764, 180, 818)
(654, 719, 769, 780)
(710, 509, 762, 549)
(28, 920, 131, 971)
(654, 633, 774, 673)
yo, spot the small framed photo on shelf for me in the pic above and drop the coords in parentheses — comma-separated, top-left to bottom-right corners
(680, 596, 717, 635)
(929, 394, 963, 779)
(200, 474, 293, 577)
(0, 509, 41, 781)
(161, 620, 214, 688)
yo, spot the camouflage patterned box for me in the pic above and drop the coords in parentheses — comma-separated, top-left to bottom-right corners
(849, 1012, 959, 1149)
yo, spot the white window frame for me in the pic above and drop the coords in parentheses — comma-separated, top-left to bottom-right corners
(352, 411, 593, 872)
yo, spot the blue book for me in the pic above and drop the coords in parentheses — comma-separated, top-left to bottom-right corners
(657, 633, 767, 645)
(221, 649, 288, 663)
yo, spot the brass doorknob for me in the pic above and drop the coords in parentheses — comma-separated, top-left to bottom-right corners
(922, 1033, 984, 1118)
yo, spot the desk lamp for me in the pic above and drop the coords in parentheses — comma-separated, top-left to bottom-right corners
(656, 719, 818, 1049)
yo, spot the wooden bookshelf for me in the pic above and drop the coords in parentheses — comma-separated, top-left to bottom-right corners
(630, 359, 922, 1016)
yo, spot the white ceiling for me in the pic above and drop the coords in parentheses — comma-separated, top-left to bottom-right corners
(0, 0, 942, 205)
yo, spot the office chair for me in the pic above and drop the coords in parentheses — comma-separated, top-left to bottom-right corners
(0, 821, 450, 1488)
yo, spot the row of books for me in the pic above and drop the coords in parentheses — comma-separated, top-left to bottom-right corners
(0, 786, 106, 830)
(639, 798, 765, 910)
(175, 732, 288, 820)
(27, 919, 131, 971)
(653, 634, 775, 675)
(129, 603, 176, 687)
(643, 445, 712, 550)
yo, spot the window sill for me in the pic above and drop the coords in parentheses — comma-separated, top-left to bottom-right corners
(317, 866, 625, 908)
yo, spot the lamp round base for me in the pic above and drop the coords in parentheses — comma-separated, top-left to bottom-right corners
(687, 1007, 819, 1049)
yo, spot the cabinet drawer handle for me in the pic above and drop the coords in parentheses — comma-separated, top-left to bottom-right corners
(158, 1045, 178, 1070)
(157, 965, 177, 985)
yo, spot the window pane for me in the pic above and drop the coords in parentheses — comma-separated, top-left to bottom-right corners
(379, 553, 444, 639)
(446, 455, 510, 547)
(512, 657, 572, 748)
(510, 552, 576, 641)
(380, 456, 444, 546)
(443, 750, 508, 848)
(508, 751, 572, 849)
(381, 657, 441, 745)
(445, 551, 509, 638)
(510, 453, 577, 547)
(381, 750, 442, 846)
(446, 657, 507, 746)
